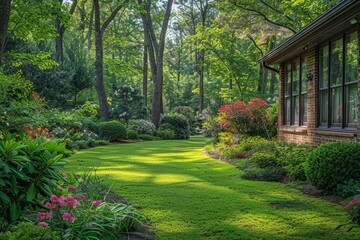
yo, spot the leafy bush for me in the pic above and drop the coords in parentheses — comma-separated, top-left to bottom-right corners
(338, 196, 360, 231)
(334, 179, 360, 198)
(95, 140, 109, 146)
(250, 152, 280, 168)
(126, 129, 138, 140)
(0, 222, 61, 240)
(0, 135, 69, 222)
(217, 98, 270, 138)
(99, 121, 127, 141)
(72, 140, 89, 149)
(173, 106, 197, 133)
(278, 145, 311, 181)
(157, 129, 175, 139)
(160, 113, 190, 139)
(138, 134, 155, 141)
(242, 167, 285, 182)
(128, 119, 156, 135)
(82, 118, 100, 135)
(305, 142, 360, 190)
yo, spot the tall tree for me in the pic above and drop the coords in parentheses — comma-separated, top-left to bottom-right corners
(0, 0, 11, 66)
(94, 0, 129, 119)
(55, 0, 78, 63)
(138, 0, 174, 127)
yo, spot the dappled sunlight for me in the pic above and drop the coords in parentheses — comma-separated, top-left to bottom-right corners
(66, 136, 360, 240)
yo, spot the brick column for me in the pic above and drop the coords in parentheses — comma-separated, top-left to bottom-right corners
(278, 63, 285, 140)
(306, 46, 318, 136)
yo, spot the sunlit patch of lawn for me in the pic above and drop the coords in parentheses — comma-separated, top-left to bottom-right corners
(66, 136, 360, 240)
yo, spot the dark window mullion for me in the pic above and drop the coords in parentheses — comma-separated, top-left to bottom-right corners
(342, 34, 346, 128)
(290, 61, 293, 125)
(299, 57, 303, 126)
(327, 42, 331, 128)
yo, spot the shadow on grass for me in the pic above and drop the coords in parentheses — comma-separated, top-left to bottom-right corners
(67, 136, 360, 240)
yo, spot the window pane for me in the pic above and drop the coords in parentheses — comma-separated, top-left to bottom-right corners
(331, 87, 342, 124)
(292, 59, 300, 94)
(347, 83, 358, 124)
(285, 64, 291, 96)
(285, 97, 291, 125)
(319, 45, 329, 89)
(301, 56, 307, 93)
(293, 96, 299, 124)
(320, 90, 328, 124)
(330, 38, 343, 86)
(302, 94, 307, 124)
(346, 32, 358, 83)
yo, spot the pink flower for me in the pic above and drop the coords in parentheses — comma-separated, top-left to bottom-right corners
(38, 221, 48, 228)
(57, 196, 67, 207)
(45, 202, 57, 209)
(62, 212, 75, 223)
(92, 200, 102, 206)
(68, 185, 76, 191)
(66, 196, 78, 209)
(57, 187, 63, 192)
(62, 173, 68, 178)
(45, 213, 53, 220)
(345, 197, 360, 209)
(37, 212, 46, 221)
(75, 195, 88, 201)
(50, 194, 58, 202)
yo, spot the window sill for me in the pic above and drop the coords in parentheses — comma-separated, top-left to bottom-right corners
(314, 128, 357, 137)
(280, 126, 307, 134)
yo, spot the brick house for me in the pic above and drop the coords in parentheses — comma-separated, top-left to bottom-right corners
(259, 0, 360, 146)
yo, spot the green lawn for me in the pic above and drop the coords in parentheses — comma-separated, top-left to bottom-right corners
(66, 136, 360, 240)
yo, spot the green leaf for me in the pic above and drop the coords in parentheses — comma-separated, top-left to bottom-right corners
(10, 203, 21, 221)
(26, 183, 36, 201)
(0, 191, 10, 204)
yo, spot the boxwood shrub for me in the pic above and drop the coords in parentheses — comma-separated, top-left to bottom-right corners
(99, 121, 127, 141)
(304, 142, 360, 190)
(159, 113, 190, 139)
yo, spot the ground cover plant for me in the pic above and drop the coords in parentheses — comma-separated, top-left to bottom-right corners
(66, 136, 360, 240)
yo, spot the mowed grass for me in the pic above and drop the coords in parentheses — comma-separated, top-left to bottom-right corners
(66, 136, 360, 240)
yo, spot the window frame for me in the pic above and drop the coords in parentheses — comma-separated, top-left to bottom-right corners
(317, 28, 358, 130)
(283, 56, 308, 127)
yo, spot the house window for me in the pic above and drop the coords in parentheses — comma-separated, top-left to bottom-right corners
(284, 56, 307, 126)
(318, 31, 358, 128)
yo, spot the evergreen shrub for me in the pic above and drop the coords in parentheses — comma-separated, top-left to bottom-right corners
(160, 113, 190, 139)
(128, 119, 155, 135)
(305, 142, 360, 190)
(99, 121, 127, 141)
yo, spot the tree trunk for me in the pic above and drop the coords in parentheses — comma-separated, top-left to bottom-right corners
(87, 3, 94, 51)
(262, 68, 268, 94)
(143, 45, 148, 106)
(55, 18, 64, 63)
(94, 0, 109, 119)
(0, 0, 11, 66)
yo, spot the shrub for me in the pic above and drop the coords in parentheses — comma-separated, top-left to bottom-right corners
(305, 142, 360, 190)
(157, 129, 175, 139)
(278, 145, 311, 181)
(333, 179, 360, 198)
(126, 129, 138, 140)
(160, 113, 190, 139)
(72, 140, 89, 149)
(217, 98, 270, 138)
(138, 134, 155, 141)
(242, 167, 285, 182)
(128, 119, 156, 135)
(82, 118, 100, 134)
(251, 152, 280, 168)
(0, 135, 69, 223)
(95, 140, 109, 145)
(99, 121, 127, 141)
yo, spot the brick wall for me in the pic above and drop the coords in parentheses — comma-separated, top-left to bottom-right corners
(278, 24, 360, 146)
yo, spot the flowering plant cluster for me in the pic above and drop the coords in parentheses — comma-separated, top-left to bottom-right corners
(338, 196, 360, 231)
(21, 126, 54, 140)
(217, 98, 269, 137)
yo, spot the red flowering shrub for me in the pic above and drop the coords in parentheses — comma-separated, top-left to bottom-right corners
(217, 98, 269, 137)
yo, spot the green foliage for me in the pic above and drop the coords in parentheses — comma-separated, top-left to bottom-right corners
(0, 135, 69, 222)
(278, 145, 311, 181)
(0, 73, 47, 132)
(305, 142, 360, 190)
(333, 179, 360, 199)
(242, 167, 285, 182)
(160, 113, 190, 139)
(157, 129, 176, 140)
(126, 129, 138, 140)
(82, 118, 101, 135)
(109, 85, 147, 122)
(99, 121, 127, 142)
(138, 134, 155, 141)
(128, 119, 156, 135)
(250, 152, 280, 169)
(0, 222, 61, 240)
